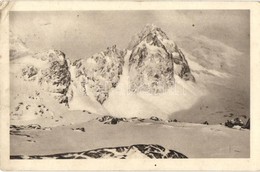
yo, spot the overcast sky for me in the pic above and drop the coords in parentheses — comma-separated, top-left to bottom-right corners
(10, 10, 249, 61)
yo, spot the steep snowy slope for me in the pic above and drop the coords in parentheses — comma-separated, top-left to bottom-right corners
(9, 34, 66, 123)
(175, 35, 242, 74)
(103, 51, 167, 118)
(10, 56, 68, 124)
(104, 24, 206, 119)
(11, 49, 72, 104)
(67, 80, 108, 115)
(10, 54, 103, 126)
(168, 35, 250, 123)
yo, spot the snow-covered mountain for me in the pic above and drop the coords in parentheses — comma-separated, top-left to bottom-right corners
(104, 24, 204, 119)
(69, 45, 125, 104)
(128, 24, 195, 93)
(10, 24, 249, 124)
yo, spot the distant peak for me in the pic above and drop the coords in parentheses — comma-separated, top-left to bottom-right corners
(140, 24, 163, 36)
(143, 23, 158, 31)
(106, 45, 117, 52)
(128, 24, 170, 50)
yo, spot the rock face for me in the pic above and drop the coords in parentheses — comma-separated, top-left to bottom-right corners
(10, 144, 188, 159)
(35, 50, 71, 105)
(18, 49, 71, 105)
(243, 118, 250, 129)
(70, 45, 125, 104)
(128, 24, 194, 93)
(22, 65, 38, 81)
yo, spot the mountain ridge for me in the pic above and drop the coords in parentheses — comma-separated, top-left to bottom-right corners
(10, 24, 249, 123)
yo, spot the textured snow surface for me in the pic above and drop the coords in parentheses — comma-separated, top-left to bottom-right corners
(10, 119, 249, 158)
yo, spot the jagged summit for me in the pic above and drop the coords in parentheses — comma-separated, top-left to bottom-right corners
(10, 27, 197, 120)
(137, 24, 169, 41)
(128, 24, 195, 94)
(70, 45, 125, 105)
(128, 24, 171, 50)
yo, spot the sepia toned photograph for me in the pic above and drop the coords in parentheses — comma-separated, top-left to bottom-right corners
(8, 10, 250, 159)
(2, 1, 260, 171)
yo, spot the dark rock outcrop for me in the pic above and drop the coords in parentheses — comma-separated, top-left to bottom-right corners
(202, 121, 209, 125)
(10, 144, 188, 159)
(96, 115, 127, 125)
(225, 117, 244, 128)
(150, 116, 163, 121)
(22, 65, 38, 81)
(243, 118, 250, 129)
(37, 50, 71, 105)
(72, 127, 85, 132)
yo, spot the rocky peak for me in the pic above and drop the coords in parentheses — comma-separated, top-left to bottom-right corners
(11, 25, 195, 112)
(139, 24, 169, 40)
(70, 45, 125, 104)
(128, 24, 195, 94)
(128, 24, 170, 50)
(35, 50, 71, 105)
(72, 59, 83, 69)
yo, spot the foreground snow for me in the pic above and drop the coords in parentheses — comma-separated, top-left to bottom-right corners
(10, 118, 249, 158)
(11, 144, 187, 159)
